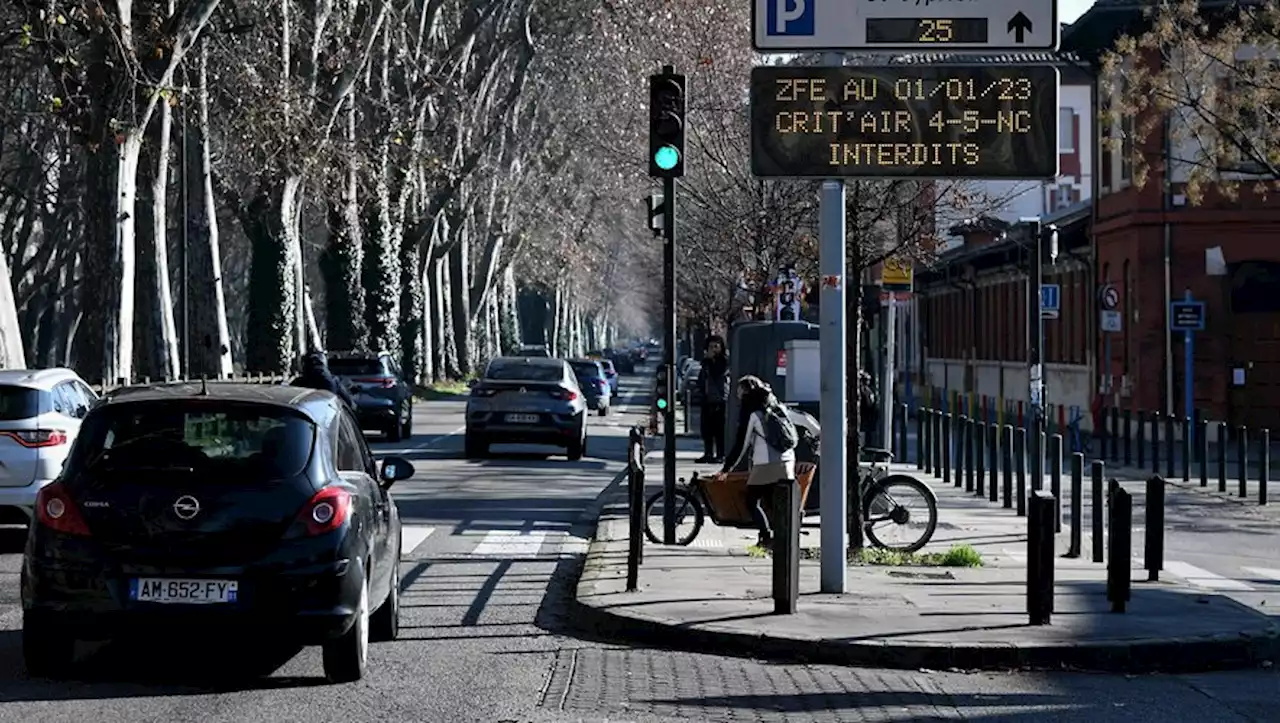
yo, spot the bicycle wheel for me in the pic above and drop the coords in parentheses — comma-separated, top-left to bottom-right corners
(643, 487, 705, 545)
(862, 474, 938, 553)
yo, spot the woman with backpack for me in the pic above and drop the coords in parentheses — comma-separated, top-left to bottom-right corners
(720, 375, 798, 549)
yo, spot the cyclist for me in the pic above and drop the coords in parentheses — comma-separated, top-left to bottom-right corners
(720, 375, 797, 550)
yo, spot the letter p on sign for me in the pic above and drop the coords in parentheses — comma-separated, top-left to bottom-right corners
(769, 0, 812, 35)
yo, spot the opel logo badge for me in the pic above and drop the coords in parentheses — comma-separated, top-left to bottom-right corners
(519, 387, 526, 393)
(173, 495, 200, 520)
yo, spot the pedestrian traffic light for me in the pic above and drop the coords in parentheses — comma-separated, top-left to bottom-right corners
(656, 394, 669, 411)
(649, 71, 686, 178)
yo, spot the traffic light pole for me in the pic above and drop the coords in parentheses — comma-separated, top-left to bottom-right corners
(662, 174, 678, 546)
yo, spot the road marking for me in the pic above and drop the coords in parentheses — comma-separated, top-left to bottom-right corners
(401, 525, 435, 556)
(559, 535, 590, 556)
(377, 425, 467, 455)
(1242, 566, 1280, 582)
(471, 530, 548, 557)
(1163, 560, 1255, 591)
(690, 538, 723, 548)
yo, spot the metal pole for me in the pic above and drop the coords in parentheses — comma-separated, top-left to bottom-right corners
(818, 76, 848, 592)
(882, 295, 896, 451)
(1026, 219, 1045, 494)
(662, 172, 677, 545)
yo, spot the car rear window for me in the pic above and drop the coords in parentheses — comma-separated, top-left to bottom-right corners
(486, 362, 563, 382)
(328, 358, 386, 376)
(67, 402, 316, 479)
(570, 362, 602, 377)
(0, 385, 44, 420)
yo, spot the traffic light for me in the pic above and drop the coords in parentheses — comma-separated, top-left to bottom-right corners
(649, 71, 686, 177)
(655, 393, 669, 411)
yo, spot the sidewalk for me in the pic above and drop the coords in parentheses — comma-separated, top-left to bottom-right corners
(572, 444, 1280, 672)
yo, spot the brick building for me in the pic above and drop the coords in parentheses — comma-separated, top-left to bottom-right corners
(1068, 2, 1280, 430)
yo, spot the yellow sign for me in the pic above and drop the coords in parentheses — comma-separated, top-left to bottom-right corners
(881, 257, 913, 290)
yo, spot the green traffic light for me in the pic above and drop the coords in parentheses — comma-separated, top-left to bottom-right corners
(657, 398, 668, 410)
(654, 145, 679, 170)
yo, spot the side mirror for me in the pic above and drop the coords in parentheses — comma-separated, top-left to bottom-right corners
(379, 455, 415, 488)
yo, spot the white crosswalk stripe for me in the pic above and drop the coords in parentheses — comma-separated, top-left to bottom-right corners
(1161, 561, 1255, 591)
(470, 530, 549, 557)
(1241, 566, 1280, 583)
(400, 525, 435, 557)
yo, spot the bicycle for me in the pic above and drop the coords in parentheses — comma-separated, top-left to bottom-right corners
(642, 447, 939, 553)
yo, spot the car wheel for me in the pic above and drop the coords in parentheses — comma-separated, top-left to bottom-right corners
(322, 571, 369, 683)
(464, 432, 488, 459)
(567, 425, 586, 461)
(399, 400, 413, 441)
(371, 556, 400, 642)
(23, 611, 75, 678)
(386, 412, 403, 443)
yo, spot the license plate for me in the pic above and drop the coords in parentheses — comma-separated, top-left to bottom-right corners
(505, 413, 539, 424)
(130, 578, 239, 604)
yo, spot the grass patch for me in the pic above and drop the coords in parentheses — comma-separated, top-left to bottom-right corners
(752, 543, 984, 568)
(415, 379, 472, 400)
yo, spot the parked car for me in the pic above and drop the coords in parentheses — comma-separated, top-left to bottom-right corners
(20, 382, 415, 682)
(569, 359, 611, 416)
(465, 357, 588, 460)
(326, 351, 414, 442)
(0, 368, 98, 525)
(681, 361, 703, 406)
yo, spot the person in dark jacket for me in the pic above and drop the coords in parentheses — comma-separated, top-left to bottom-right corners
(858, 370, 878, 446)
(292, 350, 356, 409)
(695, 335, 730, 463)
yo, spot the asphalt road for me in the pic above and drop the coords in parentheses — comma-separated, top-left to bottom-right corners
(0, 366, 1272, 722)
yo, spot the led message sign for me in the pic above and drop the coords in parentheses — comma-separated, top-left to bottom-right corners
(750, 65, 1060, 179)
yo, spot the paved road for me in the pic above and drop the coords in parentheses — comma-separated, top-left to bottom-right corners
(0, 369, 1272, 721)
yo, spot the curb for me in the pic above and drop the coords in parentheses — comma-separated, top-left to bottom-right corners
(569, 531, 1280, 674)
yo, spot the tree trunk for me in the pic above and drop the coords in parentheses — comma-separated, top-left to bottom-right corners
(149, 92, 181, 379)
(0, 239, 26, 367)
(134, 124, 162, 378)
(321, 101, 368, 351)
(398, 231, 424, 384)
(498, 265, 520, 355)
(363, 140, 400, 355)
(845, 183, 865, 553)
(447, 230, 472, 375)
(195, 40, 234, 378)
(74, 134, 143, 385)
(431, 257, 449, 381)
(244, 176, 303, 373)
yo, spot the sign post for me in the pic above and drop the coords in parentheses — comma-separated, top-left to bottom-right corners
(1170, 291, 1205, 448)
(881, 258, 912, 452)
(1098, 283, 1121, 393)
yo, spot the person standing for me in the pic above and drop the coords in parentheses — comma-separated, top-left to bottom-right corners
(720, 375, 797, 549)
(858, 369, 879, 447)
(695, 336, 730, 463)
(292, 350, 356, 409)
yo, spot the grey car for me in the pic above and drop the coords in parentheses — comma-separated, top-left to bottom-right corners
(465, 357, 588, 460)
(569, 359, 611, 416)
(327, 351, 414, 442)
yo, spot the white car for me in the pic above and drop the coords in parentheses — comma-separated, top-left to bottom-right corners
(0, 368, 97, 523)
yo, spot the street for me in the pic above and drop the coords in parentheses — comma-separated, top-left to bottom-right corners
(0, 371, 1266, 721)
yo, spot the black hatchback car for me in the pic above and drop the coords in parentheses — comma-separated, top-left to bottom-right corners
(20, 382, 414, 683)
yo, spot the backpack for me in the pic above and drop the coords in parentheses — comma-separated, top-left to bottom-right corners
(762, 405, 798, 453)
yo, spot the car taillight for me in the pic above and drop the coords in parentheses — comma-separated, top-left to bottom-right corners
(354, 377, 396, 388)
(297, 487, 352, 536)
(35, 482, 91, 536)
(550, 389, 578, 401)
(596, 380, 608, 390)
(2, 429, 68, 448)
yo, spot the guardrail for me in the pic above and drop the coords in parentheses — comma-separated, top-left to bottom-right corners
(88, 374, 289, 396)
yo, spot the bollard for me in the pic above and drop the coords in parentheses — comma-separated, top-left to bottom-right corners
(955, 415, 968, 487)
(1027, 491, 1056, 625)
(942, 413, 952, 487)
(1179, 416, 1190, 482)
(1238, 425, 1249, 499)
(1261, 429, 1270, 506)
(1123, 409, 1133, 467)
(1151, 412, 1160, 474)
(1107, 487, 1133, 613)
(1067, 452, 1083, 557)
(917, 407, 927, 470)
(1110, 405, 1120, 462)
(933, 410, 943, 476)
(1144, 476, 1165, 582)
(1192, 417, 1203, 483)
(975, 422, 986, 497)
(1002, 424, 1014, 509)
(988, 423, 999, 502)
(1218, 419, 1228, 493)
(626, 428, 646, 591)
(1099, 405, 1109, 461)
(1049, 434, 1063, 532)
(965, 418, 976, 493)
(1137, 410, 1146, 469)
(898, 402, 908, 463)
(771, 479, 800, 615)
(1015, 426, 1027, 516)
(1091, 461, 1105, 563)
(1165, 414, 1175, 479)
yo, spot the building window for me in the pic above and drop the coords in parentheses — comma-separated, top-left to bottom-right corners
(1059, 109, 1075, 152)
